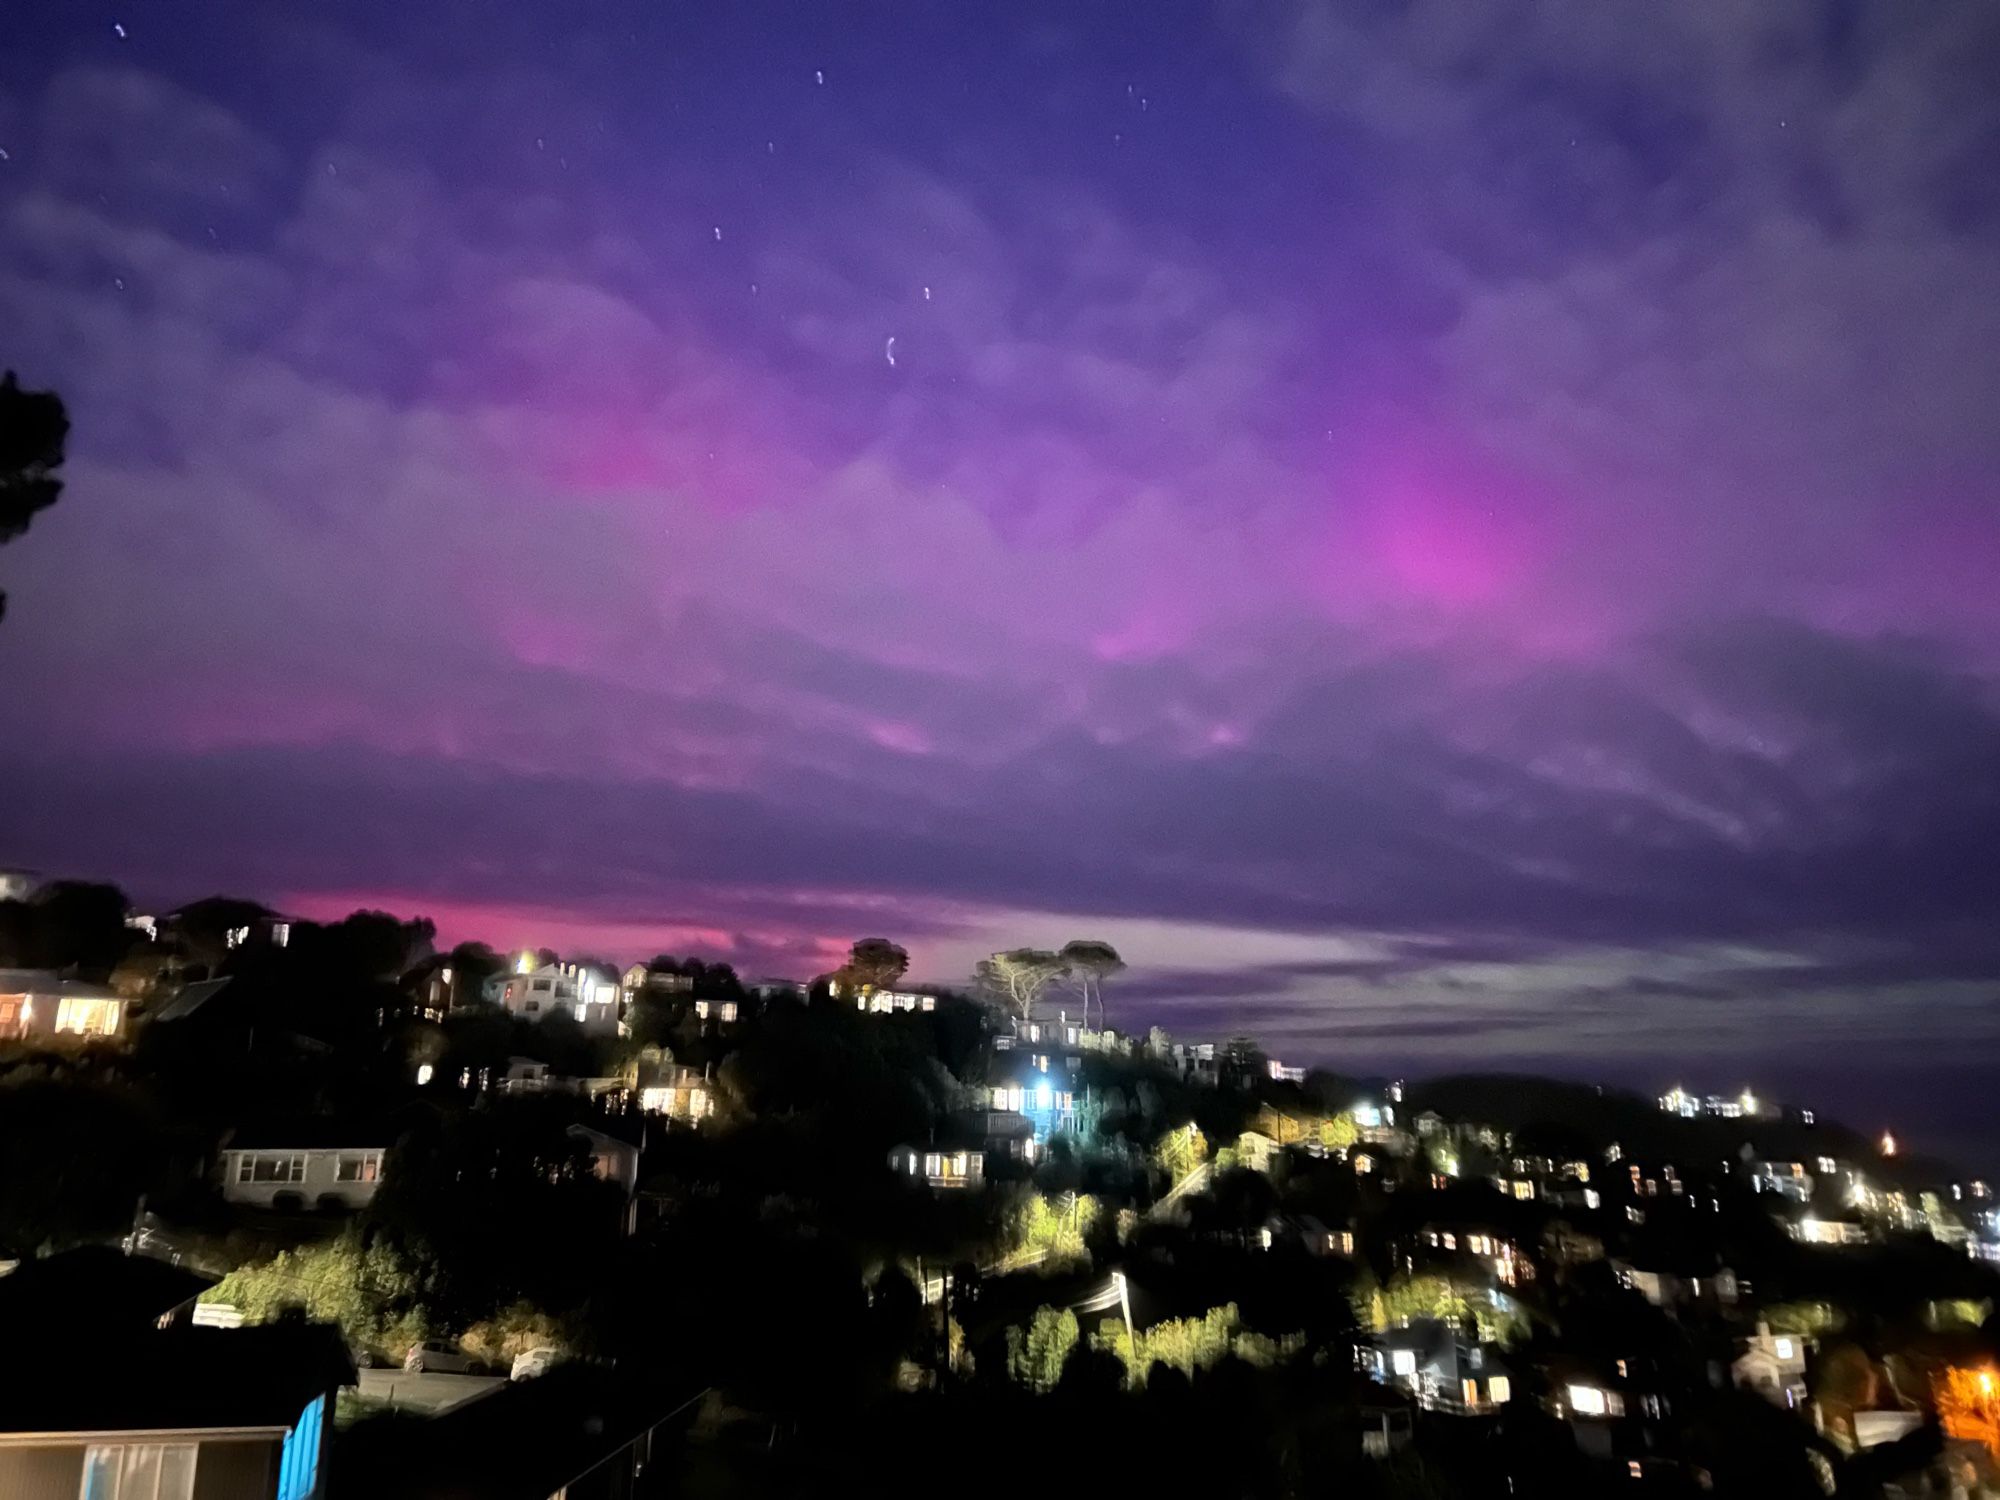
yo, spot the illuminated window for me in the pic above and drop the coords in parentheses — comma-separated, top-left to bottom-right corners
(80, 1442, 198, 1500)
(335, 1153, 382, 1183)
(55, 997, 122, 1036)
(1567, 1384, 1609, 1416)
(1488, 1376, 1511, 1404)
(240, 1153, 305, 1184)
(1462, 1378, 1478, 1406)
(1391, 1349, 1416, 1376)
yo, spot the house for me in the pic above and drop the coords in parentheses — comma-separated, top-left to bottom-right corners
(0, 1321, 353, 1500)
(154, 897, 297, 967)
(0, 969, 126, 1041)
(847, 986, 936, 1015)
(493, 1056, 621, 1101)
(1611, 1258, 1739, 1309)
(493, 963, 620, 1035)
(634, 1056, 715, 1123)
(888, 1140, 986, 1190)
(985, 1056, 1084, 1142)
(693, 996, 739, 1025)
(1360, 1318, 1515, 1413)
(1749, 1160, 1816, 1203)
(219, 1126, 393, 1211)
(620, 963, 693, 1000)
(1259, 1213, 1355, 1256)
(1733, 1323, 1809, 1409)
(1790, 1215, 1869, 1246)
(1234, 1130, 1282, 1173)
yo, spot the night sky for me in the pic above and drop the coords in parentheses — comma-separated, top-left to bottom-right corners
(4, 2, 2000, 1161)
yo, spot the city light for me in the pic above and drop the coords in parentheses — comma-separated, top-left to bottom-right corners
(1881, 1132, 1898, 1158)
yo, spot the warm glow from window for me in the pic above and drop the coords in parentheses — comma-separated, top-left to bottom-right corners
(1488, 1376, 1511, 1404)
(54, 996, 122, 1036)
(1568, 1384, 1608, 1415)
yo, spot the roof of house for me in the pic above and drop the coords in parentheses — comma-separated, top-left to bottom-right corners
(0, 1248, 214, 1336)
(0, 969, 123, 1002)
(345, 1366, 706, 1499)
(222, 1118, 398, 1151)
(0, 1323, 354, 1437)
(147, 976, 234, 1022)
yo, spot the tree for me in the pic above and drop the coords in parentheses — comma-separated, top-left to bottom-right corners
(0, 370, 68, 623)
(1059, 940, 1124, 1031)
(839, 938, 909, 993)
(975, 948, 1069, 1027)
(1090, 1303, 1290, 1386)
(1006, 1306, 1079, 1393)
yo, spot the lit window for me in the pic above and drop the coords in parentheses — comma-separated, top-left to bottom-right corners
(55, 997, 122, 1036)
(335, 1153, 382, 1183)
(1488, 1376, 1511, 1404)
(1391, 1349, 1416, 1376)
(1774, 1338, 1795, 1360)
(245, 1153, 305, 1184)
(80, 1442, 198, 1500)
(1567, 1384, 1609, 1416)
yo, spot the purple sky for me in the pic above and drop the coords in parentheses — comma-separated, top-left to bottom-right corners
(4, 2, 2000, 1157)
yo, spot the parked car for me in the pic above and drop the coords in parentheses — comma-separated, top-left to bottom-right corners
(403, 1341, 477, 1374)
(510, 1347, 560, 1381)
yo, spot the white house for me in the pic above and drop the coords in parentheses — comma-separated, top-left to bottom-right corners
(0, 970, 126, 1041)
(493, 962, 620, 1035)
(848, 987, 935, 1015)
(1733, 1325, 1809, 1409)
(219, 1137, 391, 1211)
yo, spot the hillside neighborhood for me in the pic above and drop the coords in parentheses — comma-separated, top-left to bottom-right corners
(3, 869, 2000, 1499)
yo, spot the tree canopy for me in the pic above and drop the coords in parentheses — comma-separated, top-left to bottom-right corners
(0, 370, 69, 623)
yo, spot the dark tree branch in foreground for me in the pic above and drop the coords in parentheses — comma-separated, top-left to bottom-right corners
(0, 369, 70, 623)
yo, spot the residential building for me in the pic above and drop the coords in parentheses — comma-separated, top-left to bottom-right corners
(219, 1128, 393, 1212)
(986, 1056, 1084, 1142)
(846, 986, 936, 1015)
(155, 898, 296, 965)
(634, 1058, 715, 1123)
(888, 1141, 987, 1190)
(1360, 1319, 1515, 1414)
(620, 963, 693, 1001)
(495, 1057, 621, 1101)
(693, 996, 739, 1025)
(0, 969, 126, 1041)
(1733, 1324, 1809, 1409)
(0, 1322, 352, 1500)
(1658, 1085, 1772, 1120)
(1791, 1216, 1869, 1247)
(492, 962, 619, 1035)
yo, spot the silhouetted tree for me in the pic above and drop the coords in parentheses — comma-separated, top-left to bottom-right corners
(835, 937, 909, 993)
(1059, 939, 1124, 1030)
(975, 948, 1068, 1026)
(0, 370, 68, 622)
